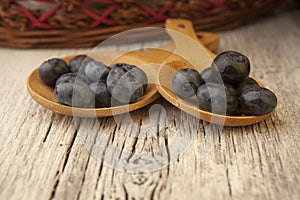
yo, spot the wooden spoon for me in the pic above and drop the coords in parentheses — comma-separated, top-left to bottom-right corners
(156, 19, 273, 126)
(27, 30, 219, 118)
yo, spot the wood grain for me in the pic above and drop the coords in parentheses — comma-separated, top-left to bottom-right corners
(0, 11, 300, 200)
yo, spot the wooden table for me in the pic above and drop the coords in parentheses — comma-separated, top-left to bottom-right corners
(0, 10, 299, 200)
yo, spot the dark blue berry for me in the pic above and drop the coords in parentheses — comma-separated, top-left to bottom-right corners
(89, 81, 111, 107)
(69, 55, 94, 74)
(237, 77, 259, 95)
(107, 68, 144, 104)
(239, 87, 277, 115)
(110, 63, 126, 70)
(84, 61, 110, 83)
(106, 66, 127, 93)
(200, 67, 223, 84)
(55, 81, 93, 108)
(39, 58, 69, 86)
(172, 68, 203, 99)
(110, 63, 148, 92)
(55, 73, 89, 86)
(211, 51, 250, 86)
(197, 83, 238, 115)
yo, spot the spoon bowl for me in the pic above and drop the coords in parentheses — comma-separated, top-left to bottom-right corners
(27, 52, 160, 117)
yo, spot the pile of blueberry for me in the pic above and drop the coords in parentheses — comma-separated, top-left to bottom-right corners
(172, 51, 277, 116)
(38, 55, 148, 108)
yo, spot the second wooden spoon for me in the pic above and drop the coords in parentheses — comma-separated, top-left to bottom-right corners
(156, 19, 273, 126)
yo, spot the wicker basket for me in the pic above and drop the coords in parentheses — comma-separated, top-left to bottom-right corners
(0, 0, 285, 48)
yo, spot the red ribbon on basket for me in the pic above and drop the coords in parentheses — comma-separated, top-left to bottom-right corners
(6, 0, 228, 29)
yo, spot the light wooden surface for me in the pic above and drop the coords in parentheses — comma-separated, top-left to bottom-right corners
(0, 11, 299, 200)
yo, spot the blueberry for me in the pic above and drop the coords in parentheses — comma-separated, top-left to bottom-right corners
(239, 87, 277, 116)
(55, 73, 89, 86)
(110, 63, 148, 92)
(38, 58, 69, 86)
(89, 81, 111, 107)
(110, 63, 126, 70)
(55, 81, 93, 108)
(197, 83, 238, 115)
(200, 67, 223, 84)
(106, 66, 127, 93)
(84, 61, 110, 82)
(237, 77, 260, 94)
(107, 69, 144, 104)
(172, 68, 204, 99)
(69, 55, 94, 74)
(211, 51, 250, 86)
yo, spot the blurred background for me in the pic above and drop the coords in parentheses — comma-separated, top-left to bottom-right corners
(0, 0, 299, 49)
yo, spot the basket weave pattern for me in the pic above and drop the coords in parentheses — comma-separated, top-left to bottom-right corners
(0, 0, 285, 48)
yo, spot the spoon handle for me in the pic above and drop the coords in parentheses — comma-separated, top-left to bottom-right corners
(165, 19, 215, 70)
(166, 19, 200, 42)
